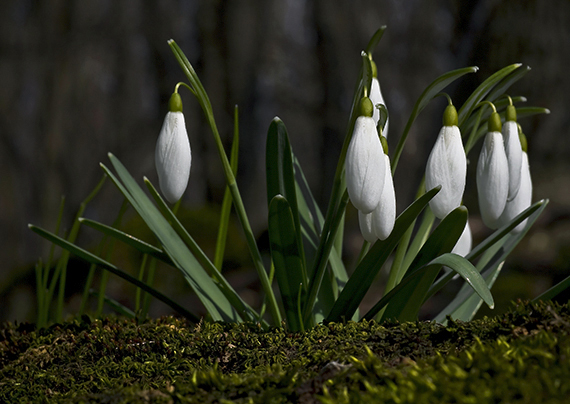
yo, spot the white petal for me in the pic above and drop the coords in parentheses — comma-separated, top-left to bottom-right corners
(503, 120, 523, 200)
(371, 155, 396, 240)
(425, 125, 467, 219)
(452, 220, 472, 257)
(370, 77, 389, 138)
(358, 211, 377, 243)
(346, 116, 385, 213)
(498, 152, 532, 233)
(155, 111, 192, 203)
(476, 131, 509, 229)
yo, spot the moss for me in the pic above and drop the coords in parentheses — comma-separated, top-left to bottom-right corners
(1, 300, 569, 403)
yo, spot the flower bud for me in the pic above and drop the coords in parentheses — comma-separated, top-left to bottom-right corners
(476, 129, 509, 229)
(155, 92, 192, 203)
(371, 154, 396, 240)
(425, 105, 467, 219)
(503, 105, 523, 200)
(346, 98, 385, 213)
(498, 151, 532, 233)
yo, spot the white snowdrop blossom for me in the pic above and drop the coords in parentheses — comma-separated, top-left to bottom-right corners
(155, 93, 192, 203)
(371, 154, 396, 240)
(452, 220, 472, 257)
(358, 210, 377, 243)
(357, 153, 396, 242)
(425, 105, 466, 219)
(502, 105, 523, 200)
(477, 130, 509, 229)
(346, 98, 386, 213)
(498, 151, 532, 233)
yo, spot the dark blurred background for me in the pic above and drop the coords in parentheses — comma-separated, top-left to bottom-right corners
(1, 0, 569, 323)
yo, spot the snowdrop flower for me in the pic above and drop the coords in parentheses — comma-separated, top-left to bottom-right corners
(357, 138, 396, 241)
(452, 220, 472, 257)
(498, 146, 532, 233)
(346, 97, 386, 213)
(503, 103, 523, 200)
(477, 108, 509, 229)
(371, 150, 396, 240)
(155, 92, 192, 203)
(370, 61, 389, 138)
(425, 103, 467, 219)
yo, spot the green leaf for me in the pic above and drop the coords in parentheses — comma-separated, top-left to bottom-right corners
(365, 253, 494, 322)
(214, 105, 240, 270)
(365, 26, 387, 56)
(432, 199, 548, 322)
(266, 117, 307, 282)
(325, 186, 441, 322)
(457, 63, 522, 127)
(28, 224, 200, 322)
(391, 66, 479, 171)
(79, 218, 174, 265)
(268, 195, 306, 331)
(485, 65, 531, 104)
(379, 206, 468, 322)
(102, 153, 241, 322)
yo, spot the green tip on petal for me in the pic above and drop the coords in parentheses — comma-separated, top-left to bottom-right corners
(506, 104, 517, 122)
(360, 97, 374, 118)
(168, 92, 183, 113)
(442, 104, 458, 127)
(488, 111, 502, 132)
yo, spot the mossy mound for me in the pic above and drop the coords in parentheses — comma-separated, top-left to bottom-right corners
(1, 300, 569, 403)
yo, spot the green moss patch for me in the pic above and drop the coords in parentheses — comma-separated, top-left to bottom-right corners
(1, 300, 569, 403)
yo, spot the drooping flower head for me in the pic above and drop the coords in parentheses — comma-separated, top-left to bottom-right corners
(357, 135, 396, 242)
(425, 103, 467, 219)
(346, 97, 386, 213)
(498, 128, 532, 233)
(477, 107, 509, 229)
(503, 102, 523, 200)
(155, 91, 192, 203)
(452, 220, 472, 257)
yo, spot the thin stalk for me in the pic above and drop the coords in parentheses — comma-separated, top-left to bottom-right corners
(398, 207, 435, 283)
(168, 40, 281, 325)
(214, 105, 239, 270)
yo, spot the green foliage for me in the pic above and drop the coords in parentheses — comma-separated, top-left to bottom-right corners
(29, 27, 558, 331)
(1, 301, 570, 403)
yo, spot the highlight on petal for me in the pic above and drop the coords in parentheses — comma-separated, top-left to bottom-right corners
(452, 220, 472, 257)
(372, 155, 396, 240)
(498, 151, 532, 233)
(476, 131, 509, 229)
(503, 120, 523, 200)
(346, 115, 385, 213)
(155, 111, 192, 203)
(425, 125, 467, 219)
(370, 77, 389, 137)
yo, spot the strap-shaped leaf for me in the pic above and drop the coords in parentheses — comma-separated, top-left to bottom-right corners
(268, 195, 306, 331)
(380, 206, 468, 322)
(457, 63, 521, 127)
(364, 253, 494, 321)
(266, 118, 307, 283)
(28, 224, 200, 322)
(433, 199, 548, 322)
(79, 218, 173, 265)
(103, 153, 240, 322)
(326, 186, 441, 322)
